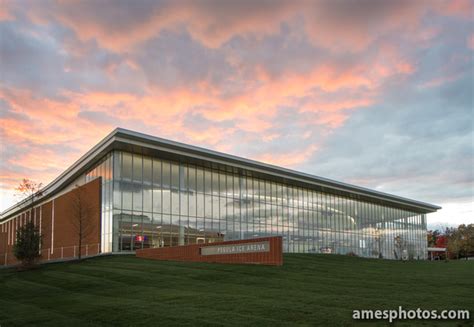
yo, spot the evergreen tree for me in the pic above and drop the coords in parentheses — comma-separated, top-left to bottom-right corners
(13, 221, 42, 267)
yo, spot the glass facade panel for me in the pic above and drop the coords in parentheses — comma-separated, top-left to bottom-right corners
(85, 150, 431, 259)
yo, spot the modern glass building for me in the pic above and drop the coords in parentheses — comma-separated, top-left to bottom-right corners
(1, 128, 441, 260)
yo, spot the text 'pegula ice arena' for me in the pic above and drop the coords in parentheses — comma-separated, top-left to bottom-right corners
(0, 128, 441, 262)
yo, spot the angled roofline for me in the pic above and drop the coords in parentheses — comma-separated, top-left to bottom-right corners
(1, 127, 441, 221)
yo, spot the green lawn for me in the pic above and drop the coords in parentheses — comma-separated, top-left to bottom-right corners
(0, 254, 472, 326)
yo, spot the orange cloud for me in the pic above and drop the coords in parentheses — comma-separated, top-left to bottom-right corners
(313, 113, 348, 129)
(255, 144, 319, 168)
(0, 0, 14, 21)
(1, 67, 366, 196)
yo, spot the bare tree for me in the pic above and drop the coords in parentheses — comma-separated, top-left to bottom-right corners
(71, 184, 96, 260)
(374, 228, 383, 259)
(394, 235, 407, 260)
(15, 178, 43, 222)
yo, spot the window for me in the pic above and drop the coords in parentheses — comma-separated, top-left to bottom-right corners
(132, 154, 143, 212)
(122, 153, 132, 180)
(162, 161, 171, 189)
(152, 159, 162, 213)
(171, 162, 179, 191)
(196, 168, 204, 193)
(204, 169, 212, 194)
(188, 166, 196, 192)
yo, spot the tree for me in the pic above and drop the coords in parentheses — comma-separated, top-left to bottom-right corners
(445, 227, 460, 259)
(427, 229, 441, 247)
(463, 224, 474, 257)
(394, 235, 407, 260)
(15, 178, 43, 222)
(374, 228, 383, 259)
(446, 224, 474, 259)
(71, 184, 96, 260)
(13, 221, 42, 268)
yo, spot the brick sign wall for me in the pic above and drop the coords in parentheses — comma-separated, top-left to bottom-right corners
(136, 236, 283, 266)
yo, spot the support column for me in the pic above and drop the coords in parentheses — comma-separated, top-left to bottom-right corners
(179, 225, 185, 246)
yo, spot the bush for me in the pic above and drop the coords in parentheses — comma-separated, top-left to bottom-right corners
(347, 251, 358, 257)
(13, 221, 42, 268)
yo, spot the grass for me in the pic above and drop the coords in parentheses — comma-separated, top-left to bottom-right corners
(0, 254, 473, 326)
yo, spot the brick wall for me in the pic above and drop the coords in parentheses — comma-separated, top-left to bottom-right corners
(136, 236, 283, 266)
(0, 178, 101, 266)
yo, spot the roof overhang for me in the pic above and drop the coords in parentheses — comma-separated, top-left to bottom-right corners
(1, 128, 441, 221)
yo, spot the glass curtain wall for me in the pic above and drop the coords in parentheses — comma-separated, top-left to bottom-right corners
(86, 151, 428, 260)
(85, 152, 113, 253)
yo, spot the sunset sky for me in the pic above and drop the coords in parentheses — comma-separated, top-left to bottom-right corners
(0, 0, 472, 228)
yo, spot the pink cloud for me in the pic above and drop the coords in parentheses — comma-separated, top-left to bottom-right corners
(20, 0, 463, 53)
(0, 29, 418, 197)
(2, 65, 370, 194)
(419, 74, 462, 89)
(438, 0, 473, 19)
(24, 0, 297, 51)
(0, 0, 15, 21)
(468, 34, 474, 50)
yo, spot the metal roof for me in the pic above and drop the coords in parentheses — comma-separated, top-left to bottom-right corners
(0, 127, 441, 221)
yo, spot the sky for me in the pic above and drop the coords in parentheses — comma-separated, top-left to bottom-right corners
(0, 0, 473, 229)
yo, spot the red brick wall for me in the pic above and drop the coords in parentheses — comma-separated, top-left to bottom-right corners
(0, 230, 6, 259)
(0, 178, 101, 266)
(136, 236, 283, 266)
(42, 202, 53, 253)
(53, 179, 101, 257)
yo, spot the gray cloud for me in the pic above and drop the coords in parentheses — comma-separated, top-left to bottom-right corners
(302, 69, 473, 205)
(133, 30, 233, 90)
(0, 21, 74, 97)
